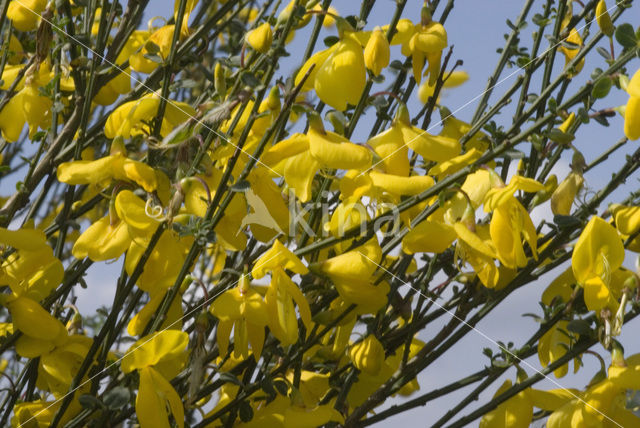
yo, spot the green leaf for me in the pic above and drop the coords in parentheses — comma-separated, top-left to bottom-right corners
(591, 77, 612, 99)
(596, 46, 612, 61)
(239, 401, 254, 422)
(323, 36, 339, 47)
(547, 128, 574, 145)
(241, 72, 261, 88)
(615, 23, 637, 49)
(103, 387, 131, 410)
(553, 214, 581, 229)
(273, 379, 288, 395)
(218, 372, 245, 388)
(566, 319, 592, 336)
(78, 394, 103, 410)
(145, 41, 161, 54)
(231, 180, 250, 192)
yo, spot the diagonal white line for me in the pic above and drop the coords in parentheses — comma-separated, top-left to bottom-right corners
(11, 0, 283, 177)
(22, 246, 288, 426)
(362, 0, 625, 176)
(358, 251, 623, 428)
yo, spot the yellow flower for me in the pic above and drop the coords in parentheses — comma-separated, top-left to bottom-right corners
(572, 216, 625, 311)
(364, 28, 390, 76)
(480, 379, 533, 428)
(251, 239, 308, 279)
(406, 19, 448, 85)
(369, 171, 434, 198)
(128, 0, 198, 74)
(71, 215, 131, 261)
(121, 330, 189, 378)
(367, 123, 410, 176)
(210, 276, 268, 360)
(418, 70, 468, 104)
(393, 103, 461, 163)
(559, 28, 585, 76)
(311, 239, 389, 312)
(550, 172, 584, 216)
(348, 334, 385, 375)
(402, 217, 457, 254)
(428, 148, 482, 180)
(265, 267, 312, 346)
(136, 366, 185, 428)
(296, 26, 366, 110)
(0, 83, 53, 142)
(238, 393, 344, 428)
(0, 227, 63, 301)
(596, 0, 614, 37)
(246, 22, 273, 53)
(104, 94, 196, 139)
(538, 320, 577, 378)
(308, 120, 371, 169)
(122, 330, 189, 428)
(7, 0, 47, 32)
(483, 174, 543, 213)
(624, 68, 640, 140)
(263, 118, 373, 202)
(541, 267, 575, 306)
(490, 197, 538, 269)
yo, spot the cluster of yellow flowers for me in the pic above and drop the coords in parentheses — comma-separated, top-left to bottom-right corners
(1, 0, 640, 426)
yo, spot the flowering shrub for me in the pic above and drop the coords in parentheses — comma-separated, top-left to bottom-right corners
(1, 0, 640, 427)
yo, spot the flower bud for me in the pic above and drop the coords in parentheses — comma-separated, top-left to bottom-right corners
(596, 0, 614, 37)
(214, 62, 227, 97)
(348, 334, 384, 375)
(364, 28, 390, 76)
(550, 172, 583, 216)
(246, 22, 273, 54)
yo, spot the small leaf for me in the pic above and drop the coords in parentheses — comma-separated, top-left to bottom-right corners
(547, 128, 574, 145)
(591, 78, 612, 99)
(218, 372, 245, 387)
(78, 394, 103, 410)
(145, 41, 161, 54)
(103, 387, 131, 410)
(273, 379, 288, 395)
(596, 47, 612, 61)
(239, 401, 254, 422)
(143, 53, 164, 64)
(231, 180, 250, 192)
(323, 36, 339, 47)
(615, 23, 637, 49)
(241, 72, 261, 88)
(553, 214, 581, 229)
(566, 319, 592, 336)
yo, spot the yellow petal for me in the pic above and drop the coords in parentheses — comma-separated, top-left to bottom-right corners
(121, 330, 189, 375)
(72, 216, 131, 261)
(136, 366, 184, 428)
(0, 91, 26, 142)
(7, 296, 65, 340)
(314, 34, 366, 110)
(57, 155, 117, 186)
(246, 22, 273, 53)
(402, 220, 456, 254)
(367, 125, 409, 176)
(115, 190, 160, 236)
(369, 171, 434, 196)
(308, 128, 371, 170)
(252, 239, 308, 278)
(572, 216, 624, 284)
(624, 96, 640, 140)
(399, 122, 460, 162)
